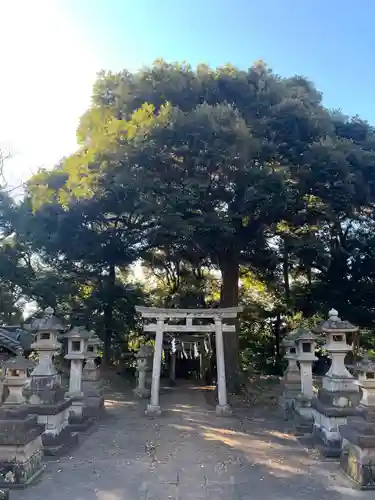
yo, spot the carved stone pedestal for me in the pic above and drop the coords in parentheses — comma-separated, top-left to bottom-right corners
(28, 400, 78, 456)
(340, 357, 375, 488)
(66, 396, 95, 433)
(294, 395, 315, 435)
(340, 415, 375, 489)
(312, 309, 361, 457)
(0, 407, 44, 488)
(82, 370, 104, 418)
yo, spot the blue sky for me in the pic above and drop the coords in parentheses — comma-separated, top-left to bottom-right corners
(66, 0, 375, 120)
(1, 0, 374, 186)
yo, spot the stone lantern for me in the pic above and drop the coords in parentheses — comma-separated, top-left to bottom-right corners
(295, 328, 317, 400)
(25, 307, 77, 456)
(82, 332, 104, 417)
(340, 355, 375, 488)
(355, 355, 375, 408)
(0, 357, 44, 488)
(28, 306, 64, 403)
(323, 309, 356, 382)
(82, 332, 101, 382)
(134, 344, 153, 398)
(280, 333, 300, 410)
(65, 327, 90, 405)
(64, 326, 92, 429)
(311, 309, 362, 457)
(292, 328, 318, 428)
(3, 355, 34, 405)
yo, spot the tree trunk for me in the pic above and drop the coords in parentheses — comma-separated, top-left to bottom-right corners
(274, 312, 282, 374)
(219, 256, 241, 394)
(282, 239, 290, 304)
(306, 267, 312, 287)
(103, 264, 116, 365)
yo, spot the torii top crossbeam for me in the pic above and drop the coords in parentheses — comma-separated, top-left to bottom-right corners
(135, 306, 243, 319)
(135, 306, 243, 334)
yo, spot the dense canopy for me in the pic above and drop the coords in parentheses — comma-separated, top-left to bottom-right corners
(2, 60, 375, 388)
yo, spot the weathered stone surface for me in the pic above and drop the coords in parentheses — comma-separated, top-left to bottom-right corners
(341, 423, 375, 446)
(312, 397, 363, 417)
(313, 424, 342, 457)
(318, 387, 361, 408)
(0, 407, 44, 489)
(67, 413, 95, 433)
(83, 394, 105, 418)
(0, 408, 41, 446)
(341, 439, 375, 489)
(0, 443, 43, 489)
(26, 398, 71, 416)
(41, 426, 78, 457)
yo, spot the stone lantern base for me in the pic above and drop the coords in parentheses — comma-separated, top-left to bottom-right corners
(280, 372, 301, 413)
(27, 399, 78, 456)
(0, 407, 44, 488)
(82, 377, 105, 418)
(67, 394, 95, 433)
(311, 394, 362, 457)
(340, 410, 375, 489)
(293, 394, 315, 435)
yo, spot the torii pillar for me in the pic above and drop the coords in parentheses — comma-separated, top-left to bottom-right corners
(147, 318, 164, 416)
(215, 316, 231, 414)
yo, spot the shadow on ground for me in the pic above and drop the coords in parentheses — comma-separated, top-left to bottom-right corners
(10, 375, 372, 500)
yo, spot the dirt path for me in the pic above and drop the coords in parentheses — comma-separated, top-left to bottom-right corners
(11, 380, 373, 500)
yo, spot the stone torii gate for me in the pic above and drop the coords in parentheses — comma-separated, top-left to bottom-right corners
(135, 306, 243, 416)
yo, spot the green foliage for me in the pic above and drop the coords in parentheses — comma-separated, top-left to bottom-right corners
(2, 60, 375, 376)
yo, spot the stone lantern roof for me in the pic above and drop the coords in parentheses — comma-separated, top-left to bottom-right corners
(291, 327, 314, 341)
(136, 344, 153, 358)
(321, 309, 358, 333)
(28, 307, 66, 332)
(281, 330, 299, 347)
(65, 326, 91, 341)
(355, 354, 375, 374)
(3, 354, 35, 371)
(87, 332, 102, 346)
(281, 336, 293, 348)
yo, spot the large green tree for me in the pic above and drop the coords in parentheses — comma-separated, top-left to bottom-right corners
(77, 61, 331, 388)
(18, 168, 151, 362)
(25, 60, 375, 388)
